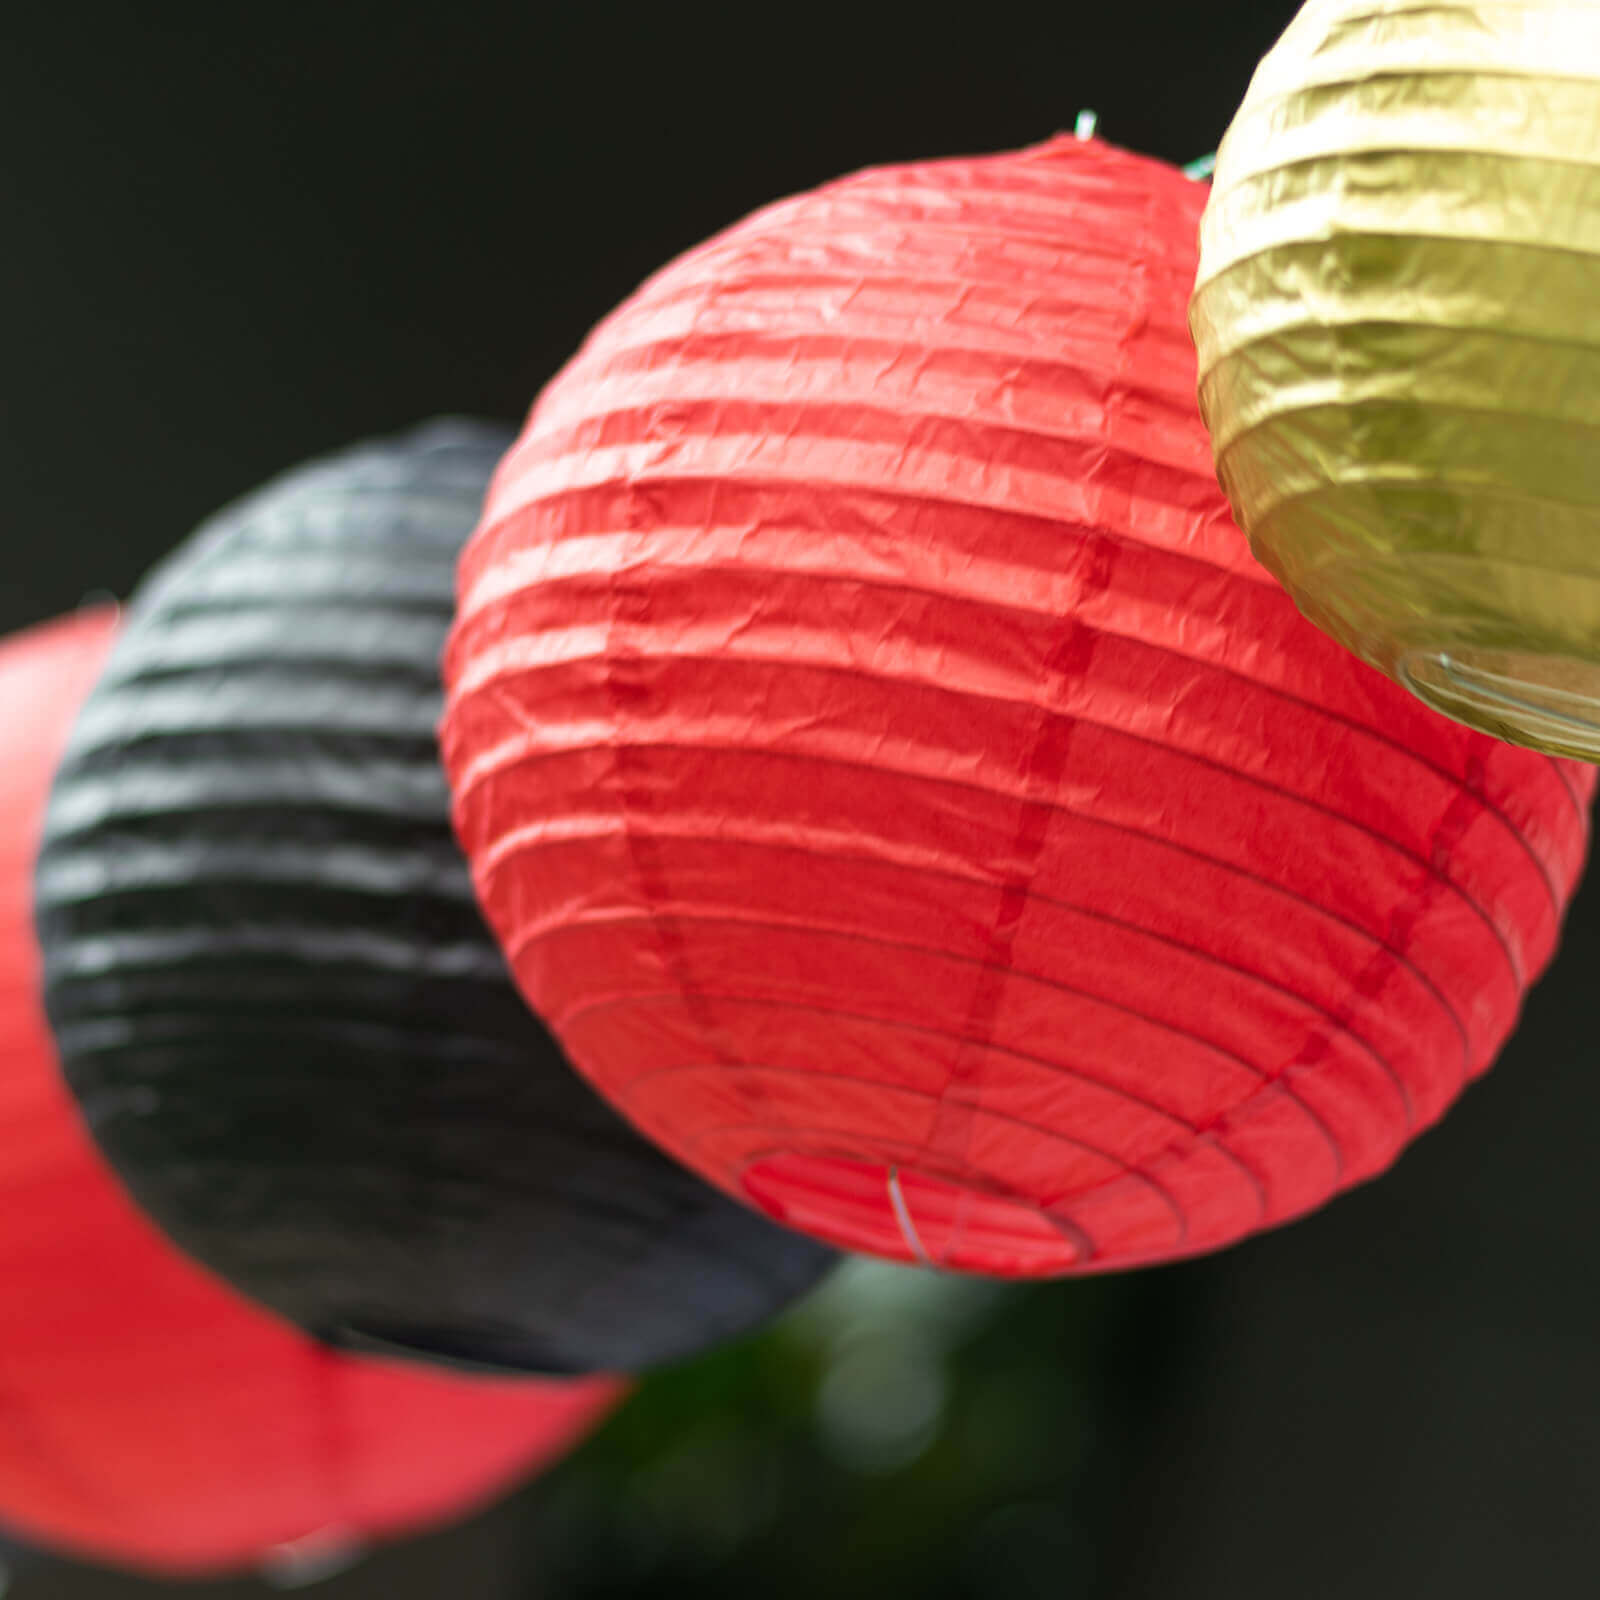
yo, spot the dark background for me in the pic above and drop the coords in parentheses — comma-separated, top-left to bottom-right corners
(7, 4, 1600, 1597)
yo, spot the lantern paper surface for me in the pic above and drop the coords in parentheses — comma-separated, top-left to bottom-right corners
(1191, 0, 1600, 760)
(35, 422, 831, 1378)
(444, 136, 1596, 1277)
(0, 609, 620, 1575)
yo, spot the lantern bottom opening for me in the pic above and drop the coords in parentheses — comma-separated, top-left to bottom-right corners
(740, 1153, 1080, 1278)
(1397, 646, 1600, 762)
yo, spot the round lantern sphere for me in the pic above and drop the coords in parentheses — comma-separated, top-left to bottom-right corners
(444, 136, 1595, 1278)
(1191, 0, 1600, 760)
(35, 421, 833, 1377)
(0, 609, 620, 1576)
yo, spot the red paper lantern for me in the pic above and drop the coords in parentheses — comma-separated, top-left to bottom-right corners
(0, 609, 621, 1576)
(443, 135, 1595, 1279)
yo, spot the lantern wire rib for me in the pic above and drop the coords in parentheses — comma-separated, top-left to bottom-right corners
(459, 658, 1522, 897)
(695, 1114, 1191, 1264)
(1241, 496, 1600, 598)
(614, 1054, 1194, 1160)
(1066, 1067, 1330, 1254)
(884, 1167, 934, 1266)
(456, 558, 1581, 899)
(509, 874, 1444, 1095)
(1209, 392, 1600, 487)
(1199, 298, 1600, 369)
(1178, 1128, 1271, 1227)
(1215, 137, 1600, 206)
(482, 451, 1255, 586)
(544, 329, 1207, 416)
(459, 488, 1285, 640)
(739, 1135, 1105, 1268)
(1213, 159, 1600, 239)
(505, 828, 1473, 1080)
(1197, 231, 1600, 320)
(467, 483, 1228, 601)
(1243, 473, 1600, 584)
(38, 927, 504, 982)
(494, 793, 1459, 1022)
(462, 643, 1580, 918)
(617, 1053, 1355, 1222)
(730, 1118, 1140, 1218)
(518, 399, 1219, 499)
(545, 285, 1209, 377)
(64, 698, 447, 749)
(37, 847, 470, 906)
(423, 980, 1419, 1168)
(98, 652, 449, 696)
(471, 722, 1531, 995)
(567, 999, 1435, 1214)
(130, 537, 461, 582)
(537, 918, 1390, 1100)
(645, 1079, 1196, 1247)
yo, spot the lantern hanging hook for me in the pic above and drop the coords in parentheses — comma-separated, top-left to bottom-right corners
(260, 1528, 367, 1589)
(886, 1165, 934, 1267)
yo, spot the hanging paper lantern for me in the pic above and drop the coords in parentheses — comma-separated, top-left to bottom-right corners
(34, 421, 832, 1378)
(442, 135, 1596, 1278)
(1190, 0, 1600, 760)
(0, 608, 620, 1576)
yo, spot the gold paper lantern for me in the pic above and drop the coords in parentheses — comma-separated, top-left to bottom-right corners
(1191, 0, 1600, 760)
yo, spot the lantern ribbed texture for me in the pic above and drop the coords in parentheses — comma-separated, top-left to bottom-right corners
(442, 135, 1596, 1278)
(1191, 0, 1600, 760)
(33, 421, 832, 1377)
(0, 609, 620, 1576)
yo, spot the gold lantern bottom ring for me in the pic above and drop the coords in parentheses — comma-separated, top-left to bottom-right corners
(1397, 646, 1600, 763)
(1261, 549, 1600, 763)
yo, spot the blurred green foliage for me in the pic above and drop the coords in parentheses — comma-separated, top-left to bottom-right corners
(522, 1259, 1182, 1599)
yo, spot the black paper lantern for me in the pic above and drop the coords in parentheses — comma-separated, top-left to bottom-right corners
(34, 420, 833, 1375)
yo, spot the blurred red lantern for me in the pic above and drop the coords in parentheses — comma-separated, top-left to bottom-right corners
(0, 609, 620, 1576)
(443, 135, 1595, 1279)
